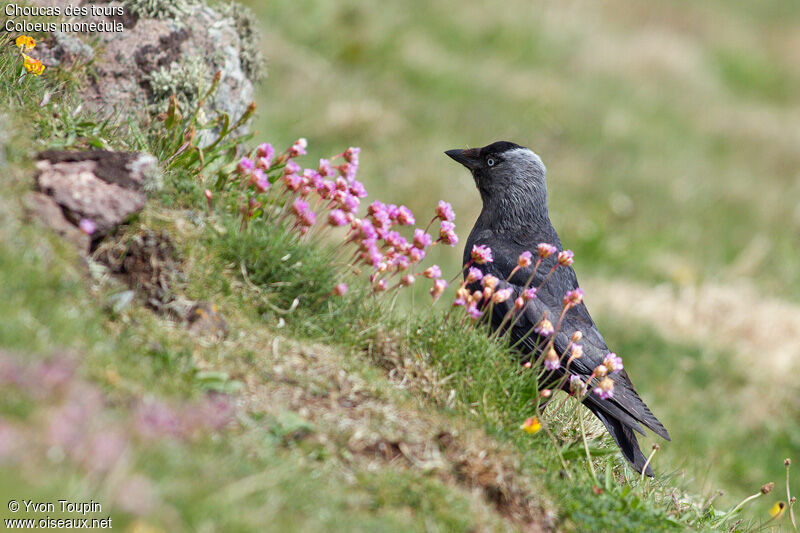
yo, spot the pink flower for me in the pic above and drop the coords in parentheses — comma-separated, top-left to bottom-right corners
(435, 200, 455, 222)
(292, 198, 310, 217)
(401, 274, 415, 286)
(340, 193, 360, 214)
(602, 353, 623, 372)
(569, 375, 586, 394)
(237, 157, 255, 174)
(438, 221, 459, 246)
(318, 158, 334, 177)
(299, 210, 316, 227)
(481, 274, 498, 289)
(522, 288, 537, 300)
(594, 377, 614, 400)
(283, 173, 304, 192)
(430, 279, 447, 301)
(79, 218, 96, 235)
(253, 169, 270, 192)
(335, 178, 349, 191)
(395, 206, 414, 226)
(514, 296, 525, 310)
(304, 169, 323, 188)
(284, 160, 301, 175)
(333, 283, 348, 296)
(256, 142, 275, 160)
(343, 146, 360, 163)
(537, 243, 557, 258)
(365, 247, 383, 267)
(338, 162, 357, 180)
(422, 265, 442, 279)
(466, 267, 483, 283)
(557, 249, 574, 267)
(328, 209, 348, 227)
(289, 137, 307, 157)
(467, 305, 483, 321)
(372, 210, 392, 231)
(384, 231, 406, 249)
(316, 180, 334, 199)
(368, 200, 386, 216)
(562, 288, 584, 308)
(471, 244, 493, 264)
(408, 247, 425, 263)
(570, 344, 584, 359)
(534, 317, 554, 337)
(492, 288, 513, 304)
(394, 256, 410, 271)
(544, 349, 560, 371)
(359, 219, 378, 240)
(374, 279, 388, 292)
(349, 180, 368, 198)
(413, 229, 433, 249)
(255, 143, 274, 168)
(517, 251, 533, 269)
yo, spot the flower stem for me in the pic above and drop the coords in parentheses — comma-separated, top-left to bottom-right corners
(578, 407, 599, 485)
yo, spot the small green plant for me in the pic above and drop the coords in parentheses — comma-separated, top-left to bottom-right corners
(150, 71, 255, 175)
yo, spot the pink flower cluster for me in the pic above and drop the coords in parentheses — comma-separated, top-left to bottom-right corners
(234, 140, 369, 234)
(446, 243, 625, 402)
(231, 138, 460, 301)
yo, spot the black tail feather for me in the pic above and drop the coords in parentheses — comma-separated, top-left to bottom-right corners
(588, 405, 654, 477)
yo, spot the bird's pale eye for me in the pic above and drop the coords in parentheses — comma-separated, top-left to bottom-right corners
(486, 158, 495, 167)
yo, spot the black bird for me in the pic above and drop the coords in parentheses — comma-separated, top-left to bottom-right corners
(446, 141, 669, 475)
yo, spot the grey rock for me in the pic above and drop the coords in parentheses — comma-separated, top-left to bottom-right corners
(24, 192, 91, 253)
(34, 150, 158, 237)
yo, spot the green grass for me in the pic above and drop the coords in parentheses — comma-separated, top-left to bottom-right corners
(1, 3, 798, 531)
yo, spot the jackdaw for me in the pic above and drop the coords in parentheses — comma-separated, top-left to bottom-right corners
(446, 141, 669, 475)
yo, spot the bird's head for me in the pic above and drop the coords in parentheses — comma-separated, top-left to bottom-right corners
(445, 141, 547, 210)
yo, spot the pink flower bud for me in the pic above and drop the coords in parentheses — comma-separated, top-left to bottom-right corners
(333, 283, 348, 296)
(328, 209, 348, 227)
(492, 288, 513, 304)
(430, 279, 447, 300)
(422, 265, 442, 279)
(435, 200, 455, 222)
(79, 218, 96, 235)
(471, 244, 493, 264)
(537, 243, 556, 258)
(557, 250, 574, 267)
(289, 138, 307, 157)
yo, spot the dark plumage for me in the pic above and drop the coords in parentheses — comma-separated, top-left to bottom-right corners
(446, 141, 669, 476)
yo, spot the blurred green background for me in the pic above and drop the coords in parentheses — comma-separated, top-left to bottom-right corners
(242, 0, 799, 510)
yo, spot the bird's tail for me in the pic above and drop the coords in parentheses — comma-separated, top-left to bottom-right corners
(585, 403, 654, 477)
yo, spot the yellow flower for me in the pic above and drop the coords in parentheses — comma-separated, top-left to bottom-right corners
(769, 501, 785, 519)
(520, 416, 542, 434)
(15, 35, 36, 52)
(23, 54, 45, 76)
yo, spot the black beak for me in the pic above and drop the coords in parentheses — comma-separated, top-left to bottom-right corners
(445, 148, 481, 171)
